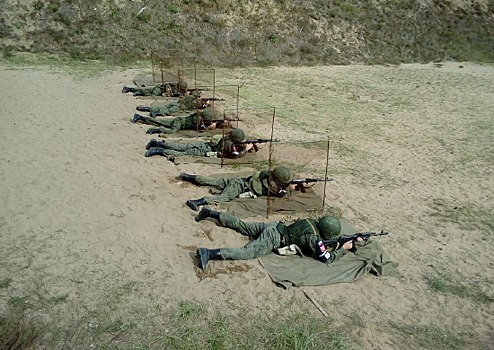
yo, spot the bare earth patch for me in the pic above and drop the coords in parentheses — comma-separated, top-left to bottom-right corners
(0, 59, 492, 349)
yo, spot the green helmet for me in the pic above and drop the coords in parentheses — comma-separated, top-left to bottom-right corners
(229, 129, 245, 143)
(201, 108, 215, 121)
(317, 215, 341, 239)
(271, 166, 291, 185)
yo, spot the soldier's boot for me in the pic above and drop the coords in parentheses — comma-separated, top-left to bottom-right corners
(179, 172, 197, 182)
(133, 91, 145, 97)
(146, 128, 162, 134)
(196, 248, 222, 271)
(136, 106, 151, 112)
(122, 86, 135, 93)
(131, 113, 144, 124)
(195, 206, 221, 222)
(186, 198, 207, 211)
(145, 147, 166, 157)
(145, 139, 166, 150)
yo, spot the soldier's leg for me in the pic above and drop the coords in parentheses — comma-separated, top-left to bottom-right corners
(220, 227, 282, 260)
(133, 87, 154, 96)
(186, 178, 241, 211)
(162, 141, 197, 152)
(157, 147, 205, 157)
(157, 118, 183, 134)
(145, 139, 166, 150)
(193, 176, 232, 190)
(150, 86, 163, 96)
(149, 105, 169, 117)
(138, 115, 173, 128)
(164, 142, 212, 156)
(167, 102, 181, 114)
(217, 212, 270, 238)
(136, 105, 150, 112)
(203, 178, 246, 203)
(158, 149, 186, 157)
(145, 142, 193, 157)
(122, 86, 136, 93)
(149, 103, 180, 117)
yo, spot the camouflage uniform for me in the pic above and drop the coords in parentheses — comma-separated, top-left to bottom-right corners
(179, 95, 203, 110)
(183, 166, 294, 211)
(124, 81, 186, 97)
(149, 95, 202, 116)
(148, 102, 181, 116)
(146, 128, 247, 159)
(159, 136, 235, 157)
(192, 170, 285, 204)
(132, 84, 164, 96)
(216, 213, 346, 263)
(149, 113, 201, 134)
(136, 107, 218, 134)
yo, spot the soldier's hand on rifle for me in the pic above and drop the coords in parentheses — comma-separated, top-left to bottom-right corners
(224, 120, 232, 128)
(342, 237, 364, 251)
(288, 182, 311, 193)
(207, 122, 218, 130)
(245, 143, 255, 152)
(286, 183, 298, 191)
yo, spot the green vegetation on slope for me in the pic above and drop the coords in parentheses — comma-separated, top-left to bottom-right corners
(1, 0, 493, 66)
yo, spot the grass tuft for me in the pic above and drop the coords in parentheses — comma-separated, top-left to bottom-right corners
(388, 322, 467, 350)
(0, 307, 47, 350)
(0, 277, 13, 288)
(426, 275, 493, 304)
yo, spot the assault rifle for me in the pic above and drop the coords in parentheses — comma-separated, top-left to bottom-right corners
(187, 87, 210, 94)
(239, 138, 280, 152)
(288, 177, 334, 192)
(322, 231, 389, 252)
(201, 97, 226, 102)
(290, 178, 334, 184)
(210, 118, 242, 124)
(199, 118, 242, 131)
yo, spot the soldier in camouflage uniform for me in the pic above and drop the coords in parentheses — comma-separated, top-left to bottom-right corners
(121, 80, 188, 97)
(194, 209, 359, 270)
(135, 92, 205, 117)
(180, 166, 295, 211)
(131, 107, 219, 134)
(144, 128, 253, 159)
(136, 101, 181, 117)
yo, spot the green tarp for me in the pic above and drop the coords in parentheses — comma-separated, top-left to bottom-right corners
(258, 220, 400, 288)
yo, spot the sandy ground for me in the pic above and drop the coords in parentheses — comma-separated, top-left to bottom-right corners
(0, 60, 493, 349)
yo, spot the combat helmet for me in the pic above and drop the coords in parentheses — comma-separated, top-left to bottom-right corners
(201, 108, 215, 121)
(229, 129, 245, 143)
(271, 166, 291, 185)
(317, 215, 341, 240)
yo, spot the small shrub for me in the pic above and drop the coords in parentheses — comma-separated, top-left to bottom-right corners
(136, 11, 151, 23)
(0, 307, 46, 350)
(47, 2, 60, 13)
(33, 1, 44, 11)
(2, 47, 14, 59)
(169, 6, 180, 13)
